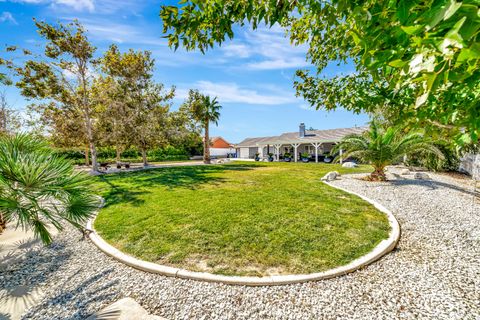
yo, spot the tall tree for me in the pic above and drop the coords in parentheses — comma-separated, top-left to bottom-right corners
(12, 20, 100, 171)
(93, 76, 131, 164)
(134, 82, 172, 167)
(28, 102, 91, 165)
(98, 45, 175, 167)
(160, 0, 480, 144)
(181, 90, 221, 164)
(166, 110, 203, 156)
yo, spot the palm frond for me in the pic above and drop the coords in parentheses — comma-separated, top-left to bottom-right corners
(0, 134, 99, 244)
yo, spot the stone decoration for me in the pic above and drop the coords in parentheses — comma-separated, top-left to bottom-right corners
(414, 172, 431, 180)
(321, 171, 340, 181)
(342, 162, 357, 168)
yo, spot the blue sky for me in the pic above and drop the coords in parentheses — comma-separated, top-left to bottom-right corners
(0, 0, 369, 143)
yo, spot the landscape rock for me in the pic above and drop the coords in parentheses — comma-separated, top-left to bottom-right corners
(342, 162, 357, 168)
(321, 171, 340, 181)
(400, 169, 410, 175)
(414, 172, 431, 180)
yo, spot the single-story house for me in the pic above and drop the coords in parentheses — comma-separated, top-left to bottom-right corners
(235, 123, 367, 162)
(209, 136, 236, 158)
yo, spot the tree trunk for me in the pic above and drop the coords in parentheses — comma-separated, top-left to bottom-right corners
(204, 121, 210, 164)
(141, 148, 148, 167)
(116, 146, 121, 164)
(85, 145, 90, 166)
(90, 140, 98, 172)
(369, 166, 387, 181)
(0, 212, 6, 234)
(85, 116, 98, 172)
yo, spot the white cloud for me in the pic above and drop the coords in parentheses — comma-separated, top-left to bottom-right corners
(4, 0, 145, 13)
(298, 103, 315, 111)
(245, 57, 309, 70)
(220, 25, 310, 70)
(221, 43, 251, 58)
(53, 0, 94, 12)
(4, 0, 94, 11)
(0, 11, 17, 24)
(66, 18, 166, 46)
(176, 81, 297, 105)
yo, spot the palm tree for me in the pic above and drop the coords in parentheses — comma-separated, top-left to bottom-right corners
(190, 94, 222, 164)
(0, 134, 100, 244)
(333, 121, 444, 181)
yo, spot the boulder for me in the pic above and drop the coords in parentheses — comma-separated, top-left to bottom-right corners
(400, 169, 410, 175)
(342, 162, 357, 168)
(321, 171, 340, 181)
(414, 172, 431, 180)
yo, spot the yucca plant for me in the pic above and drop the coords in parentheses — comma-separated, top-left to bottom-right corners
(333, 121, 444, 181)
(0, 134, 100, 244)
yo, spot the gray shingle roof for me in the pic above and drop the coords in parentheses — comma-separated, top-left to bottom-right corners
(235, 126, 367, 147)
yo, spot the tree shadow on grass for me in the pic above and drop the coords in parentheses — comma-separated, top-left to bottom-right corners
(99, 177, 148, 208)
(99, 163, 259, 208)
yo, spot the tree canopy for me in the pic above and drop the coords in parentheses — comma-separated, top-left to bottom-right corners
(160, 0, 480, 144)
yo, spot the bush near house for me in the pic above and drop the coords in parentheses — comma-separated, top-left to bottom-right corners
(55, 146, 191, 165)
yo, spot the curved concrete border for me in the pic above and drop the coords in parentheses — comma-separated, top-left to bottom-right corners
(87, 180, 400, 286)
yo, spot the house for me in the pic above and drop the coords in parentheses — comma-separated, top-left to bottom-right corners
(209, 136, 236, 158)
(235, 123, 367, 162)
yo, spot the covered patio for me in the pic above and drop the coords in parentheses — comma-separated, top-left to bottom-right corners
(235, 124, 366, 163)
(256, 141, 343, 163)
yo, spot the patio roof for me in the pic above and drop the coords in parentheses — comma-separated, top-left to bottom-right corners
(235, 126, 368, 147)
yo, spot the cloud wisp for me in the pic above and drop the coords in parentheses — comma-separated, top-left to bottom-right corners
(220, 25, 310, 70)
(0, 11, 18, 24)
(176, 81, 298, 105)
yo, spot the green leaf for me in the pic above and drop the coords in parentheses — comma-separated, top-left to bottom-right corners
(426, 0, 462, 30)
(401, 25, 423, 35)
(388, 59, 407, 68)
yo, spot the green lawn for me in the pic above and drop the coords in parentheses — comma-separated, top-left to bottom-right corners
(93, 162, 390, 276)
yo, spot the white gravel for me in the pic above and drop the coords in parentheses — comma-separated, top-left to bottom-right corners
(2, 167, 479, 319)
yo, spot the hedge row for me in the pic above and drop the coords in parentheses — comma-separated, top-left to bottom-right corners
(55, 146, 191, 165)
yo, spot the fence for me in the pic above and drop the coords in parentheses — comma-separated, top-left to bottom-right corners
(459, 153, 480, 180)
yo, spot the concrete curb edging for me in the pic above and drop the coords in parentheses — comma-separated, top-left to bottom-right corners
(87, 180, 400, 286)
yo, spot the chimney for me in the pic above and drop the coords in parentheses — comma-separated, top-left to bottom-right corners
(299, 123, 306, 138)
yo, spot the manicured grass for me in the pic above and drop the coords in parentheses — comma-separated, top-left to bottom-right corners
(93, 162, 390, 276)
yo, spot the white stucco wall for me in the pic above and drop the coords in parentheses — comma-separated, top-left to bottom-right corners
(210, 147, 235, 157)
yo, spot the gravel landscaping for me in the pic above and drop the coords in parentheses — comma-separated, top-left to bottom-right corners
(1, 167, 479, 319)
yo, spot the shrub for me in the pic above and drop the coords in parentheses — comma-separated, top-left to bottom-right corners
(406, 141, 460, 172)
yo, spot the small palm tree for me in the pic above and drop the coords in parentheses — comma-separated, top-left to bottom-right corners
(333, 121, 444, 181)
(0, 134, 100, 244)
(191, 95, 222, 164)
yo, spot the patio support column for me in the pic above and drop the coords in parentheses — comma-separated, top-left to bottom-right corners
(291, 143, 300, 162)
(340, 148, 343, 164)
(274, 144, 281, 161)
(311, 142, 321, 163)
